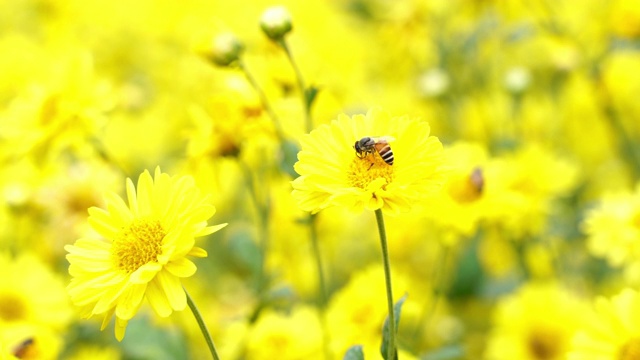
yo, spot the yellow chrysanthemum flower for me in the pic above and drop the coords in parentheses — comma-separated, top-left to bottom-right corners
(0, 253, 71, 332)
(326, 265, 409, 358)
(246, 306, 323, 360)
(583, 183, 640, 268)
(65, 167, 227, 341)
(567, 288, 640, 360)
(291, 108, 447, 214)
(484, 282, 588, 360)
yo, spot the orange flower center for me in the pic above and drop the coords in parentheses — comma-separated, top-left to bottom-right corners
(0, 292, 26, 321)
(112, 219, 165, 273)
(527, 328, 561, 360)
(619, 338, 640, 360)
(347, 152, 394, 190)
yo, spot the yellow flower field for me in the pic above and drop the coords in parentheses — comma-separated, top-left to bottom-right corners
(2, 0, 640, 359)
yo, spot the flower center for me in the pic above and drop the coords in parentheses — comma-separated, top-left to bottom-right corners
(528, 328, 560, 360)
(0, 292, 26, 321)
(619, 338, 640, 360)
(112, 219, 165, 273)
(347, 152, 394, 190)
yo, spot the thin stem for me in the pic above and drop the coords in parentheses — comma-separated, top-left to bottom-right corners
(185, 288, 221, 360)
(375, 209, 396, 360)
(239, 161, 270, 293)
(237, 58, 285, 141)
(278, 39, 313, 133)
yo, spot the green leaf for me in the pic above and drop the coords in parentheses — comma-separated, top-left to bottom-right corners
(380, 294, 407, 360)
(304, 86, 320, 110)
(344, 345, 365, 360)
(279, 139, 300, 178)
(121, 314, 190, 360)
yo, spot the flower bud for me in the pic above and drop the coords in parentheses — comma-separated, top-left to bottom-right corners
(207, 32, 244, 67)
(260, 6, 293, 41)
(504, 66, 531, 94)
(417, 68, 450, 98)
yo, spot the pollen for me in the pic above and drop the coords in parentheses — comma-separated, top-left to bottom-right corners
(619, 338, 640, 360)
(347, 152, 394, 190)
(112, 219, 165, 273)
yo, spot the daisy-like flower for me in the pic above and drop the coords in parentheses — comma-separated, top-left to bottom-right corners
(567, 288, 640, 360)
(65, 167, 226, 340)
(583, 182, 640, 268)
(484, 282, 588, 360)
(291, 108, 447, 214)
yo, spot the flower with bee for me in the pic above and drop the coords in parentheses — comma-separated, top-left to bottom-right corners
(291, 108, 447, 214)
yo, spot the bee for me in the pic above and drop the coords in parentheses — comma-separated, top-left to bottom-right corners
(13, 338, 34, 358)
(469, 167, 484, 193)
(354, 136, 395, 165)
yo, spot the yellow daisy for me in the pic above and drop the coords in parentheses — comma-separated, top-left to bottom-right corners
(483, 282, 588, 360)
(291, 108, 447, 214)
(65, 167, 226, 341)
(567, 288, 640, 360)
(582, 182, 640, 268)
(0, 253, 71, 332)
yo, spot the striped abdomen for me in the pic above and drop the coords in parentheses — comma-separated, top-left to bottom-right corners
(374, 141, 394, 165)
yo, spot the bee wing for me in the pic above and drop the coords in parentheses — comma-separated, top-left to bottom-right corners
(372, 135, 396, 143)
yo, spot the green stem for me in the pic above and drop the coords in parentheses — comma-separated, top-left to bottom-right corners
(185, 288, 221, 360)
(278, 39, 313, 133)
(237, 58, 285, 141)
(375, 209, 396, 360)
(239, 162, 270, 293)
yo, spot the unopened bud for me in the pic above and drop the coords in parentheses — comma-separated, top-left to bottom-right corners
(417, 68, 450, 98)
(260, 6, 293, 41)
(207, 32, 244, 67)
(504, 66, 531, 94)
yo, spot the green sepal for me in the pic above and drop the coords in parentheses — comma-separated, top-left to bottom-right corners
(305, 86, 319, 110)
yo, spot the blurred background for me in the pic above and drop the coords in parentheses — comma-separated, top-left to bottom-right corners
(1, 0, 640, 359)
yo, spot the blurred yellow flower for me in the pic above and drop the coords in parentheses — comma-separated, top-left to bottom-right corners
(583, 183, 640, 267)
(0, 253, 71, 331)
(422, 141, 489, 240)
(63, 344, 121, 360)
(65, 167, 227, 340)
(292, 108, 447, 214)
(326, 265, 409, 357)
(610, 0, 640, 38)
(484, 282, 587, 360)
(485, 143, 579, 237)
(568, 288, 640, 360)
(246, 306, 323, 360)
(0, 324, 63, 360)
